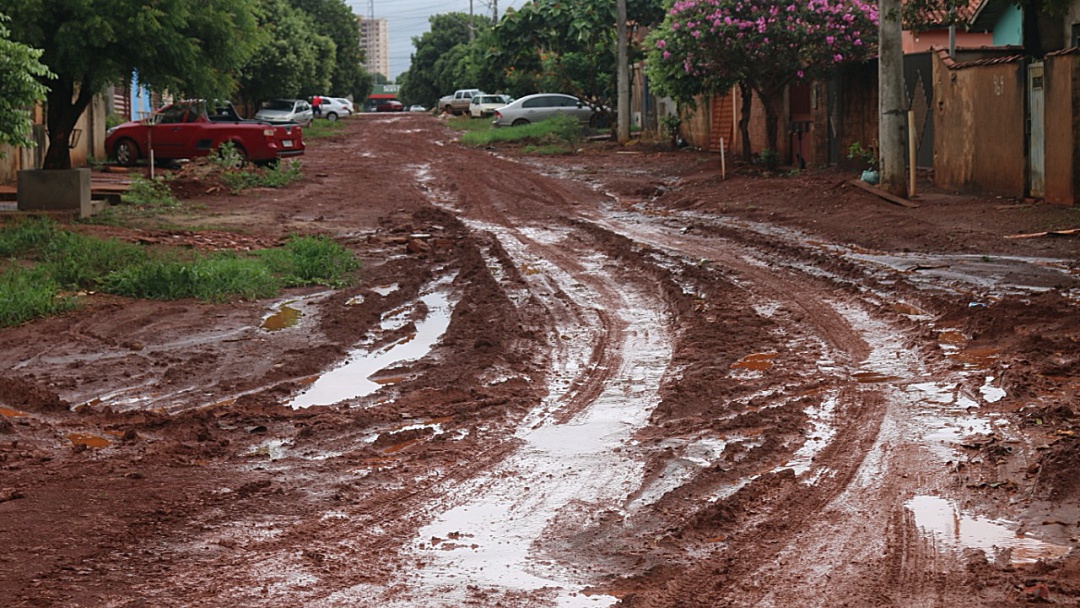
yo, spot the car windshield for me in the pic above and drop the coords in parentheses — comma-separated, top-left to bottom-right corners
(479, 96, 504, 104)
(264, 100, 294, 111)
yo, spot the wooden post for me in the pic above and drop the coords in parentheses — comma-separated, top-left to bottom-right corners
(721, 138, 726, 180)
(907, 109, 916, 197)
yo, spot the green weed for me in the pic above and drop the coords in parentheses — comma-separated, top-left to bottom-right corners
(101, 252, 279, 302)
(220, 160, 303, 192)
(0, 264, 75, 327)
(255, 234, 360, 287)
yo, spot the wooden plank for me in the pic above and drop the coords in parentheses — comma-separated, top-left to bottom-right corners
(1004, 228, 1080, 239)
(847, 179, 921, 208)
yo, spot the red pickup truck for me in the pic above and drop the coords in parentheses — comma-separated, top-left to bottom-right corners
(105, 100, 305, 167)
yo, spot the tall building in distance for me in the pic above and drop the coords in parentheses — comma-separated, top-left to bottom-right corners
(358, 17, 389, 81)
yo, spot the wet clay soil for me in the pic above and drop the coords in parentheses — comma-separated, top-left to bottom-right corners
(2, 114, 1080, 607)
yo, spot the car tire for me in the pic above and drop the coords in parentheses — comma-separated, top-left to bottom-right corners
(512, 118, 530, 127)
(326, 112, 338, 122)
(113, 138, 139, 167)
(444, 105, 455, 115)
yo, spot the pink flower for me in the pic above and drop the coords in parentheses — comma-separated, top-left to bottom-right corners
(657, 39, 667, 49)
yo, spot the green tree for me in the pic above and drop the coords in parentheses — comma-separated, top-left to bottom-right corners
(0, 13, 51, 150)
(287, 0, 372, 99)
(491, 0, 664, 109)
(399, 13, 476, 109)
(647, 0, 877, 156)
(239, 0, 334, 105)
(5, 0, 261, 170)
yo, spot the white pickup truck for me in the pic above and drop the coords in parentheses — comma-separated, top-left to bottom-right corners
(438, 89, 481, 115)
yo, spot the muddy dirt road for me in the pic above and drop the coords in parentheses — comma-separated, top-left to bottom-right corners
(2, 113, 1080, 607)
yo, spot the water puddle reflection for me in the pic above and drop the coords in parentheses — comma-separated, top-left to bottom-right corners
(290, 278, 455, 408)
(907, 495, 1071, 565)
(261, 305, 301, 331)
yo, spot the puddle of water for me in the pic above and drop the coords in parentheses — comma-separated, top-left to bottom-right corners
(67, 433, 110, 448)
(907, 495, 1071, 565)
(949, 346, 1000, 369)
(781, 392, 839, 478)
(290, 281, 454, 408)
(979, 376, 1006, 403)
(731, 352, 778, 371)
(261, 305, 301, 331)
(371, 283, 399, 296)
(0, 406, 27, 417)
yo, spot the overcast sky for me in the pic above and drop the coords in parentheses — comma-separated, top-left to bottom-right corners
(344, 0, 527, 81)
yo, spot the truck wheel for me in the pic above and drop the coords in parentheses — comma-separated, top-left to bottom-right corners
(512, 118, 530, 127)
(113, 139, 139, 167)
(445, 105, 455, 115)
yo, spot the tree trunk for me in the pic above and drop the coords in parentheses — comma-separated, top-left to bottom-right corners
(738, 82, 753, 161)
(759, 90, 781, 155)
(616, 0, 630, 144)
(43, 78, 94, 170)
(878, 0, 908, 196)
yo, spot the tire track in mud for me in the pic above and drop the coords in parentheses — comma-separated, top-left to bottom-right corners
(410, 154, 910, 606)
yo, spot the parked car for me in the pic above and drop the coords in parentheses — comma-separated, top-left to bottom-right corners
(409, 105, 428, 113)
(491, 93, 594, 127)
(105, 100, 304, 167)
(313, 97, 351, 121)
(469, 94, 512, 119)
(438, 89, 481, 115)
(255, 99, 313, 126)
(376, 99, 404, 112)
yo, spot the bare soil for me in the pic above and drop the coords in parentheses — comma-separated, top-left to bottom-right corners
(2, 113, 1080, 607)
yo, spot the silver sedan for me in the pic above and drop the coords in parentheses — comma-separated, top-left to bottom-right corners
(491, 93, 594, 127)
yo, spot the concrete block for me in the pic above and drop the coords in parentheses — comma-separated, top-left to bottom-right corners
(17, 168, 93, 219)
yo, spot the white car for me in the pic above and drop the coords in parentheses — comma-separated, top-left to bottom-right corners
(469, 94, 512, 118)
(255, 99, 314, 126)
(314, 97, 351, 121)
(409, 105, 428, 113)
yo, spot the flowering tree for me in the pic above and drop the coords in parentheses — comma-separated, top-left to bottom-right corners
(647, 0, 877, 158)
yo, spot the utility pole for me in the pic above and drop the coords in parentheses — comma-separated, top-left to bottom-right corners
(878, 0, 907, 196)
(493, 0, 498, 22)
(469, 0, 475, 41)
(616, 0, 629, 144)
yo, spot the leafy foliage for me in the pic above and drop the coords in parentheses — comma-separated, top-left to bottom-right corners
(398, 13, 480, 108)
(491, 0, 665, 108)
(0, 13, 51, 151)
(647, 0, 877, 151)
(286, 0, 372, 99)
(238, 0, 334, 104)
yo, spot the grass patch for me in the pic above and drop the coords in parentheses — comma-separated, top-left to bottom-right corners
(447, 116, 494, 133)
(303, 120, 346, 140)
(254, 234, 360, 287)
(100, 252, 280, 302)
(0, 220, 361, 327)
(459, 114, 583, 152)
(219, 159, 303, 192)
(0, 264, 76, 327)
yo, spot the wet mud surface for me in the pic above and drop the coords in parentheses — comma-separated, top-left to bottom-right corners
(2, 114, 1080, 606)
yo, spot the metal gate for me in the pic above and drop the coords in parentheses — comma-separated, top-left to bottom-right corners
(1027, 61, 1045, 198)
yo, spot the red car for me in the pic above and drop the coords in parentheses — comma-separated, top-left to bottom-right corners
(105, 100, 305, 167)
(376, 100, 404, 112)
